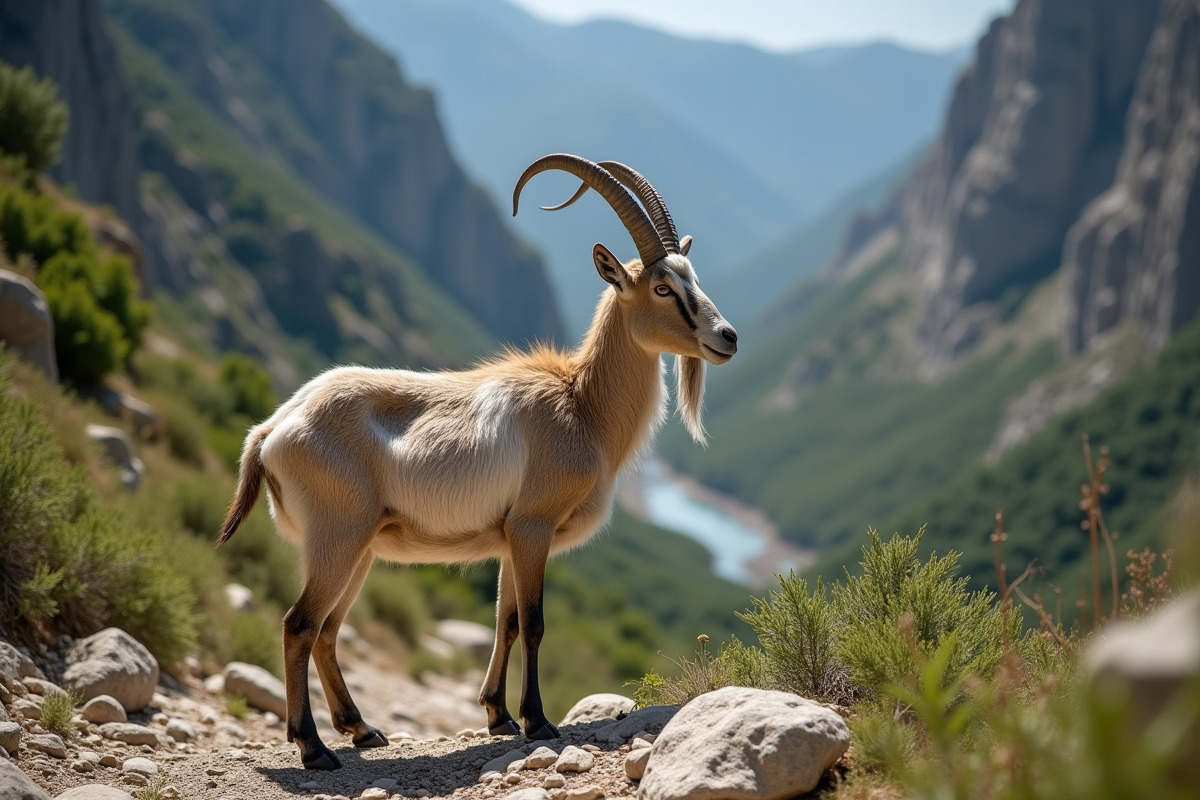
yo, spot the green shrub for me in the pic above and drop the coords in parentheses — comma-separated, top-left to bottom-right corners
(39, 274, 128, 386)
(0, 354, 197, 666)
(833, 529, 1023, 695)
(737, 574, 839, 698)
(0, 181, 90, 263)
(39, 688, 81, 739)
(0, 62, 68, 175)
(225, 694, 249, 719)
(361, 567, 428, 646)
(161, 396, 208, 466)
(219, 353, 277, 420)
(226, 610, 282, 677)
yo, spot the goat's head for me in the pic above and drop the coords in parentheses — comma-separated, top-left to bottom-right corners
(513, 154, 738, 441)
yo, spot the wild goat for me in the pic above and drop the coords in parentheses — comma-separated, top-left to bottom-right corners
(218, 153, 738, 770)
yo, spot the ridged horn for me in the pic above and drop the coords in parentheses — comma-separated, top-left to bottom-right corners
(540, 160, 680, 253)
(514, 154, 668, 268)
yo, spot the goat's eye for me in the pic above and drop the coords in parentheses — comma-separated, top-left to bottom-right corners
(654, 285, 671, 297)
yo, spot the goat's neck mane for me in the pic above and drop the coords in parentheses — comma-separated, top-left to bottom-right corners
(571, 289, 664, 466)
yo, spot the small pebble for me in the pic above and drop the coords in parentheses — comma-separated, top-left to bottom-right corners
(358, 789, 389, 800)
(625, 747, 651, 780)
(580, 744, 600, 753)
(543, 774, 566, 789)
(554, 745, 595, 773)
(122, 756, 159, 776)
(524, 746, 558, 769)
(151, 712, 169, 725)
(123, 773, 148, 787)
(206, 767, 228, 776)
(71, 759, 95, 773)
(27, 733, 67, 758)
(566, 787, 604, 800)
(504, 772, 523, 784)
(99, 754, 120, 768)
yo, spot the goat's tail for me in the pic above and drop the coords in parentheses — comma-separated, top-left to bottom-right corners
(217, 425, 270, 547)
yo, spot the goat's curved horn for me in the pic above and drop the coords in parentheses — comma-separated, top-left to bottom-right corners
(514, 154, 668, 267)
(539, 161, 680, 253)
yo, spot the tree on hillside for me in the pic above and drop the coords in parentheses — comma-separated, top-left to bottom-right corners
(0, 61, 69, 176)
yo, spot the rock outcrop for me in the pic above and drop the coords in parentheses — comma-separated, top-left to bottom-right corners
(900, 0, 1161, 375)
(62, 629, 159, 712)
(0, 270, 56, 382)
(1063, 0, 1200, 358)
(0, 0, 145, 259)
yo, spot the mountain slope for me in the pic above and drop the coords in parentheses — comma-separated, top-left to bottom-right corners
(328, 0, 966, 334)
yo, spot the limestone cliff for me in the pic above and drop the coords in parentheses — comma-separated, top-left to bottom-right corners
(1063, 0, 1200, 358)
(899, 0, 1161, 376)
(0, 0, 143, 250)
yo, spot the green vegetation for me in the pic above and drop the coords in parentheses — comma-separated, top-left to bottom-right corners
(0, 353, 197, 666)
(39, 687, 82, 740)
(224, 694, 249, 720)
(0, 61, 68, 175)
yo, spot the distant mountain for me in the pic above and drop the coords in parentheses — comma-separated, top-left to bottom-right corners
(329, 0, 967, 334)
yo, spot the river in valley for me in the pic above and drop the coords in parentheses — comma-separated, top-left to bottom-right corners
(619, 458, 816, 588)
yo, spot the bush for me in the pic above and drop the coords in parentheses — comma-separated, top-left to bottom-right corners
(0, 354, 197, 666)
(219, 353, 276, 420)
(0, 62, 68, 175)
(39, 688, 81, 739)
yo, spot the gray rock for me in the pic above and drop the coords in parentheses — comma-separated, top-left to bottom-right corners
(99, 722, 159, 746)
(81, 695, 127, 724)
(625, 746, 651, 779)
(502, 790, 550, 800)
(523, 746, 558, 769)
(0, 721, 21, 753)
(594, 705, 679, 744)
(70, 759, 94, 773)
(434, 619, 494, 658)
(1085, 589, 1200, 781)
(12, 698, 42, 720)
(85, 425, 145, 491)
(121, 756, 157, 776)
(224, 583, 254, 611)
(63, 629, 158, 712)
(99, 388, 159, 435)
(560, 693, 635, 726)
(165, 718, 195, 741)
(27, 733, 67, 758)
(0, 269, 57, 382)
(0, 641, 44, 687)
(55, 787, 136, 800)
(0, 759, 51, 799)
(22, 678, 60, 696)
(638, 686, 850, 800)
(553, 745, 593, 773)
(564, 787, 602, 800)
(223, 661, 286, 717)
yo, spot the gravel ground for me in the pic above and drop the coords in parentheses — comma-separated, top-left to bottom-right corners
(12, 652, 656, 800)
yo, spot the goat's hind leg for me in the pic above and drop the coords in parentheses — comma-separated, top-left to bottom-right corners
(312, 551, 387, 749)
(283, 532, 372, 770)
(478, 558, 521, 735)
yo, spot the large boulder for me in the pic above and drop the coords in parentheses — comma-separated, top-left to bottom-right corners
(0, 269, 57, 382)
(560, 693, 636, 726)
(223, 661, 286, 717)
(0, 758, 50, 800)
(0, 641, 44, 688)
(434, 619, 494, 658)
(62, 628, 159, 711)
(85, 425, 145, 491)
(638, 687, 850, 800)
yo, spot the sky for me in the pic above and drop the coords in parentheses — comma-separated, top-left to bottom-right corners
(506, 0, 1014, 52)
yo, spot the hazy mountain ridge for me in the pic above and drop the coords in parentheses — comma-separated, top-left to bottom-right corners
(330, 0, 966, 333)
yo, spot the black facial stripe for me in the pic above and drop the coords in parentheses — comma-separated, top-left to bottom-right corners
(670, 291, 697, 331)
(684, 286, 700, 315)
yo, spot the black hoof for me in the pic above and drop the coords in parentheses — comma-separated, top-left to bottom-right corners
(488, 719, 522, 736)
(353, 727, 388, 748)
(525, 721, 559, 740)
(302, 746, 342, 770)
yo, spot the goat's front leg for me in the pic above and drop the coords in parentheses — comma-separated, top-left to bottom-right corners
(478, 558, 521, 735)
(509, 522, 558, 740)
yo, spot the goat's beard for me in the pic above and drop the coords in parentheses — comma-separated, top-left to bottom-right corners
(675, 355, 707, 444)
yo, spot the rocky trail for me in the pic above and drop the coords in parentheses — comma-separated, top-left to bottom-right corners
(1, 627, 851, 800)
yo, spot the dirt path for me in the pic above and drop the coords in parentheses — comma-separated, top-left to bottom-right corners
(15, 651, 653, 800)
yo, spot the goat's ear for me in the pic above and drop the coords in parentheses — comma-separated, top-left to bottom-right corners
(680, 235, 693, 256)
(593, 243, 630, 292)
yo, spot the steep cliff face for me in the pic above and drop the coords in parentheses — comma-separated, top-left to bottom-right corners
(900, 0, 1161, 375)
(1063, 0, 1200, 358)
(0, 0, 143, 250)
(108, 0, 561, 346)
